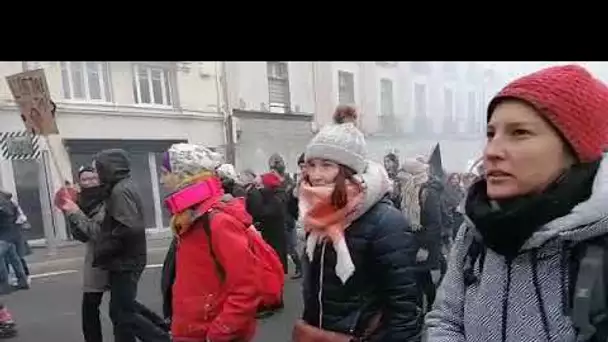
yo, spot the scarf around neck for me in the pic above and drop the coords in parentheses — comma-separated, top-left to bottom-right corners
(400, 171, 428, 230)
(465, 160, 599, 260)
(298, 180, 364, 283)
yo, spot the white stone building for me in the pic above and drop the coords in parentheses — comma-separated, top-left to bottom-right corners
(0, 60, 523, 244)
(223, 62, 316, 173)
(0, 61, 225, 243)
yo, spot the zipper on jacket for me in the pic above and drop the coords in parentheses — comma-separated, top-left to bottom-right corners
(317, 241, 327, 328)
(501, 260, 513, 342)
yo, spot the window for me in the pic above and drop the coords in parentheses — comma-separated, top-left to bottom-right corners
(414, 83, 430, 134)
(468, 91, 480, 133)
(444, 88, 454, 119)
(380, 78, 394, 116)
(466, 62, 480, 83)
(60, 62, 111, 102)
(414, 83, 427, 117)
(132, 64, 173, 106)
(338, 71, 355, 105)
(267, 62, 291, 110)
(468, 91, 477, 116)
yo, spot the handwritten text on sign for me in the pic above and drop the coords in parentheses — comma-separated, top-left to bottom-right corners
(6, 69, 58, 135)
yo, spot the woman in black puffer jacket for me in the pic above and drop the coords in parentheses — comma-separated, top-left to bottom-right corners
(294, 106, 422, 342)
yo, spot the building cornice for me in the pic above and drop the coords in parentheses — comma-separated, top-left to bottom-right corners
(0, 100, 223, 121)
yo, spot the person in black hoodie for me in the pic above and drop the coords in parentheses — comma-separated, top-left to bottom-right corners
(415, 147, 448, 313)
(61, 149, 169, 342)
(59, 166, 169, 342)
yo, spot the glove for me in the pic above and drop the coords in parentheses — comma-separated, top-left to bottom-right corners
(416, 248, 429, 262)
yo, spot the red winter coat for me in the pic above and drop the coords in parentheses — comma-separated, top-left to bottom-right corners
(171, 197, 258, 342)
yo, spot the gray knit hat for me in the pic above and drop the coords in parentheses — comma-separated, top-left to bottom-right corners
(305, 105, 367, 174)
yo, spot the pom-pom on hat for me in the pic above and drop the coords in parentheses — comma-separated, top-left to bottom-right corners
(488, 64, 608, 163)
(305, 105, 367, 174)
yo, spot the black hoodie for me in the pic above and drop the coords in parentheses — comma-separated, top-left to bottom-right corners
(92, 149, 147, 271)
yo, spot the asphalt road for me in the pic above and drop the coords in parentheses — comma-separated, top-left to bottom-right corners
(3, 246, 304, 341)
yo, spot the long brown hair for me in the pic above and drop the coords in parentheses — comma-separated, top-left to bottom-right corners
(304, 164, 359, 209)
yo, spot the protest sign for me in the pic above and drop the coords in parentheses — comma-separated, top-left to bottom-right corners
(6, 69, 58, 135)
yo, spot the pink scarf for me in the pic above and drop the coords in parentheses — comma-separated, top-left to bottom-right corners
(298, 181, 364, 244)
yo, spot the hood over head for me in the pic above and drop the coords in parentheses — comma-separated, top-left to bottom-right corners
(350, 160, 392, 222)
(94, 149, 131, 186)
(268, 153, 286, 174)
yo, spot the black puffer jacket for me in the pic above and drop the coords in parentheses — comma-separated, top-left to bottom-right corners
(92, 149, 147, 272)
(302, 197, 422, 341)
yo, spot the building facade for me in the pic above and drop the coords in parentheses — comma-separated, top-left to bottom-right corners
(0, 60, 541, 244)
(225, 62, 316, 173)
(0, 61, 225, 243)
(307, 62, 510, 171)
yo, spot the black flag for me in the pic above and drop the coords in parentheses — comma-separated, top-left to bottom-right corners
(428, 143, 445, 180)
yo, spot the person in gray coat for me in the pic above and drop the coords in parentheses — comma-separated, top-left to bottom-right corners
(66, 166, 109, 342)
(62, 166, 170, 342)
(425, 65, 608, 341)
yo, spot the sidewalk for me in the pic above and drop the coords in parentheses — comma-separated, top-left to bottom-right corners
(25, 234, 173, 276)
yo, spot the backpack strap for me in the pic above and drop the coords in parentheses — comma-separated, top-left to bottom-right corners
(201, 210, 227, 283)
(571, 235, 608, 341)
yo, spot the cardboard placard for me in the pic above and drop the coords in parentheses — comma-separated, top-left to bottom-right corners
(6, 69, 58, 136)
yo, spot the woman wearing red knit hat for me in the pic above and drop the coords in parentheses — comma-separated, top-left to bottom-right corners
(426, 64, 608, 342)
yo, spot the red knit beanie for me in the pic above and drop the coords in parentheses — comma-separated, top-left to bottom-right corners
(261, 172, 282, 189)
(488, 65, 608, 162)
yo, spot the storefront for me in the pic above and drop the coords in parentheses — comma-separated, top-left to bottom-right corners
(65, 138, 186, 231)
(0, 135, 188, 244)
(0, 131, 46, 241)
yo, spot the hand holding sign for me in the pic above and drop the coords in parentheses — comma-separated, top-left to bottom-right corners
(6, 69, 73, 185)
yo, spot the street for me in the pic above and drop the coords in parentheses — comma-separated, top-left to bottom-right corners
(3, 241, 303, 341)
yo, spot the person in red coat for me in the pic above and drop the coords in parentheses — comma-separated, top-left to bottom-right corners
(160, 143, 259, 342)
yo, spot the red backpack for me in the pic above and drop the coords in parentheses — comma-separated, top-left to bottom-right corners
(201, 210, 285, 309)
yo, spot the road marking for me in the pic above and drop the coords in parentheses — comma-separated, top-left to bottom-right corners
(30, 270, 79, 279)
(30, 264, 163, 280)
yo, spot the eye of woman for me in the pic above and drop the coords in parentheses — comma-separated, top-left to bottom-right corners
(511, 128, 531, 137)
(321, 160, 335, 168)
(486, 128, 495, 140)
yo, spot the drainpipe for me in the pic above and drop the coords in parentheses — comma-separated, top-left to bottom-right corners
(220, 62, 236, 165)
